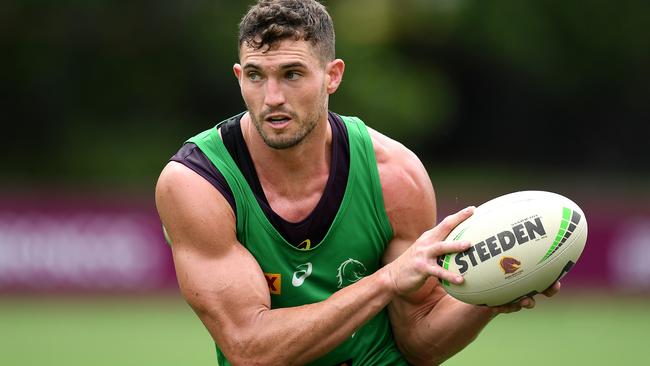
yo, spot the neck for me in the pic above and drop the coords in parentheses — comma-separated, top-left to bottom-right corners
(241, 111, 332, 197)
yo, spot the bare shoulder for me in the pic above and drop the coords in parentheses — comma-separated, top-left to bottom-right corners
(367, 127, 437, 240)
(155, 161, 236, 253)
(156, 161, 275, 360)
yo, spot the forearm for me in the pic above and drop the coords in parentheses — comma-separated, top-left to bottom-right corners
(196, 267, 395, 365)
(390, 294, 495, 365)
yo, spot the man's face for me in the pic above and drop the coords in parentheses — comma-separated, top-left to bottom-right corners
(234, 39, 333, 150)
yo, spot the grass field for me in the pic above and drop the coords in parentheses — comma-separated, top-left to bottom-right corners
(446, 294, 650, 366)
(1, 293, 648, 365)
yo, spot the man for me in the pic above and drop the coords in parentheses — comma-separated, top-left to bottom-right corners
(155, 1, 559, 364)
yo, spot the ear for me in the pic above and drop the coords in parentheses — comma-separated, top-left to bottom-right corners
(325, 59, 345, 94)
(233, 63, 243, 85)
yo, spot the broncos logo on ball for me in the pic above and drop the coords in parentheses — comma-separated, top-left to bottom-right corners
(499, 257, 522, 274)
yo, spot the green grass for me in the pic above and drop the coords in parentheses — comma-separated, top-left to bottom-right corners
(445, 294, 650, 365)
(1, 293, 648, 365)
(0, 294, 215, 366)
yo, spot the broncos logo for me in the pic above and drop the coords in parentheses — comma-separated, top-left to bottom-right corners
(336, 258, 367, 288)
(499, 257, 522, 275)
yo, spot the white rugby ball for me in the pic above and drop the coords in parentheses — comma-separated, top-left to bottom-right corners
(438, 191, 588, 306)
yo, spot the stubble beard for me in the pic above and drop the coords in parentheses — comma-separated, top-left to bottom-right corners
(250, 99, 327, 150)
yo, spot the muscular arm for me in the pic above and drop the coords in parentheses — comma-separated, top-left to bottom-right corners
(371, 129, 518, 365)
(372, 128, 561, 365)
(156, 162, 400, 365)
(369, 130, 492, 364)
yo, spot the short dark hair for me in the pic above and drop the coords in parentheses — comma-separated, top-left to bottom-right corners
(238, 0, 335, 63)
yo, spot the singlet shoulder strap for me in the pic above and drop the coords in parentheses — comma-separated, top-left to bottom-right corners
(337, 115, 393, 243)
(187, 117, 255, 236)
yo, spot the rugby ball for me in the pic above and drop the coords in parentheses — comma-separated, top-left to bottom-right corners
(438, 191, 588, 306)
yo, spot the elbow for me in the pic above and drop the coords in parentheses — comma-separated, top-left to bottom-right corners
(395, 336, 470, 366)
(400, 350, 442, 366)
(394, 338, 437, 366)
(190, 303, 286, 364)
(399, 347, 447, 366)
(223, 350, 289, 366)
(409, 337, 479, 366)
(195, 306, 296, 365)
(218, 335, 293, 366)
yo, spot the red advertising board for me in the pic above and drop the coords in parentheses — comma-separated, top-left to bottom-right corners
(1, 193, 649, 292)
(0, 194, 175, 292)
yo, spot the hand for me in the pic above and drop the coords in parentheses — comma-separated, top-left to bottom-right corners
(387, 207, 475, 296)
(491, 281, 562, 314)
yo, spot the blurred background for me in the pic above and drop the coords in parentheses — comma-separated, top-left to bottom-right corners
(1, 0, 649, 365)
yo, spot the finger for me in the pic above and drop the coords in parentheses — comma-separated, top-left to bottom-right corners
(432, 206, 475, 239)
(520, 297, 536, 309)
(492, 296, 536, 314)
(492, 302, 523, 314)
(430, 240, 472, 257)
(542, 281, 561, 297)
(429, 265, 464, 285)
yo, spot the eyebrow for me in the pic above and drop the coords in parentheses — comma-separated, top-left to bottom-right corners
(242, 62, 307, 70)
(242, 63, 260, 70)
(279, 62, 306, 69)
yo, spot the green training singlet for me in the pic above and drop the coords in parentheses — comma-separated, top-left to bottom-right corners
(188, 115, 408, 366)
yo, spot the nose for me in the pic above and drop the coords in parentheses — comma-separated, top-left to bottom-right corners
(263, 78, 285, 107)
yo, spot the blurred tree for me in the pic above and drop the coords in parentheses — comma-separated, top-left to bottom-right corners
(1, 0, 648, 189)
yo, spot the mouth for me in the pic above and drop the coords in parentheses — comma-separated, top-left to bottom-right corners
(264, 114, 292, 128)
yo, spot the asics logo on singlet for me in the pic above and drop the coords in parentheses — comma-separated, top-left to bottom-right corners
(298, 239, 312, 250)
(292, 262, 313, 287)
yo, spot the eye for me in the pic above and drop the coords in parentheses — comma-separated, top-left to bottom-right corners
(247, 72, 262, 81)
(286, 71, 302, 80)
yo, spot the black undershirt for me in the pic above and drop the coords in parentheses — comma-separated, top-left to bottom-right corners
(170, 112, 350, 248)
